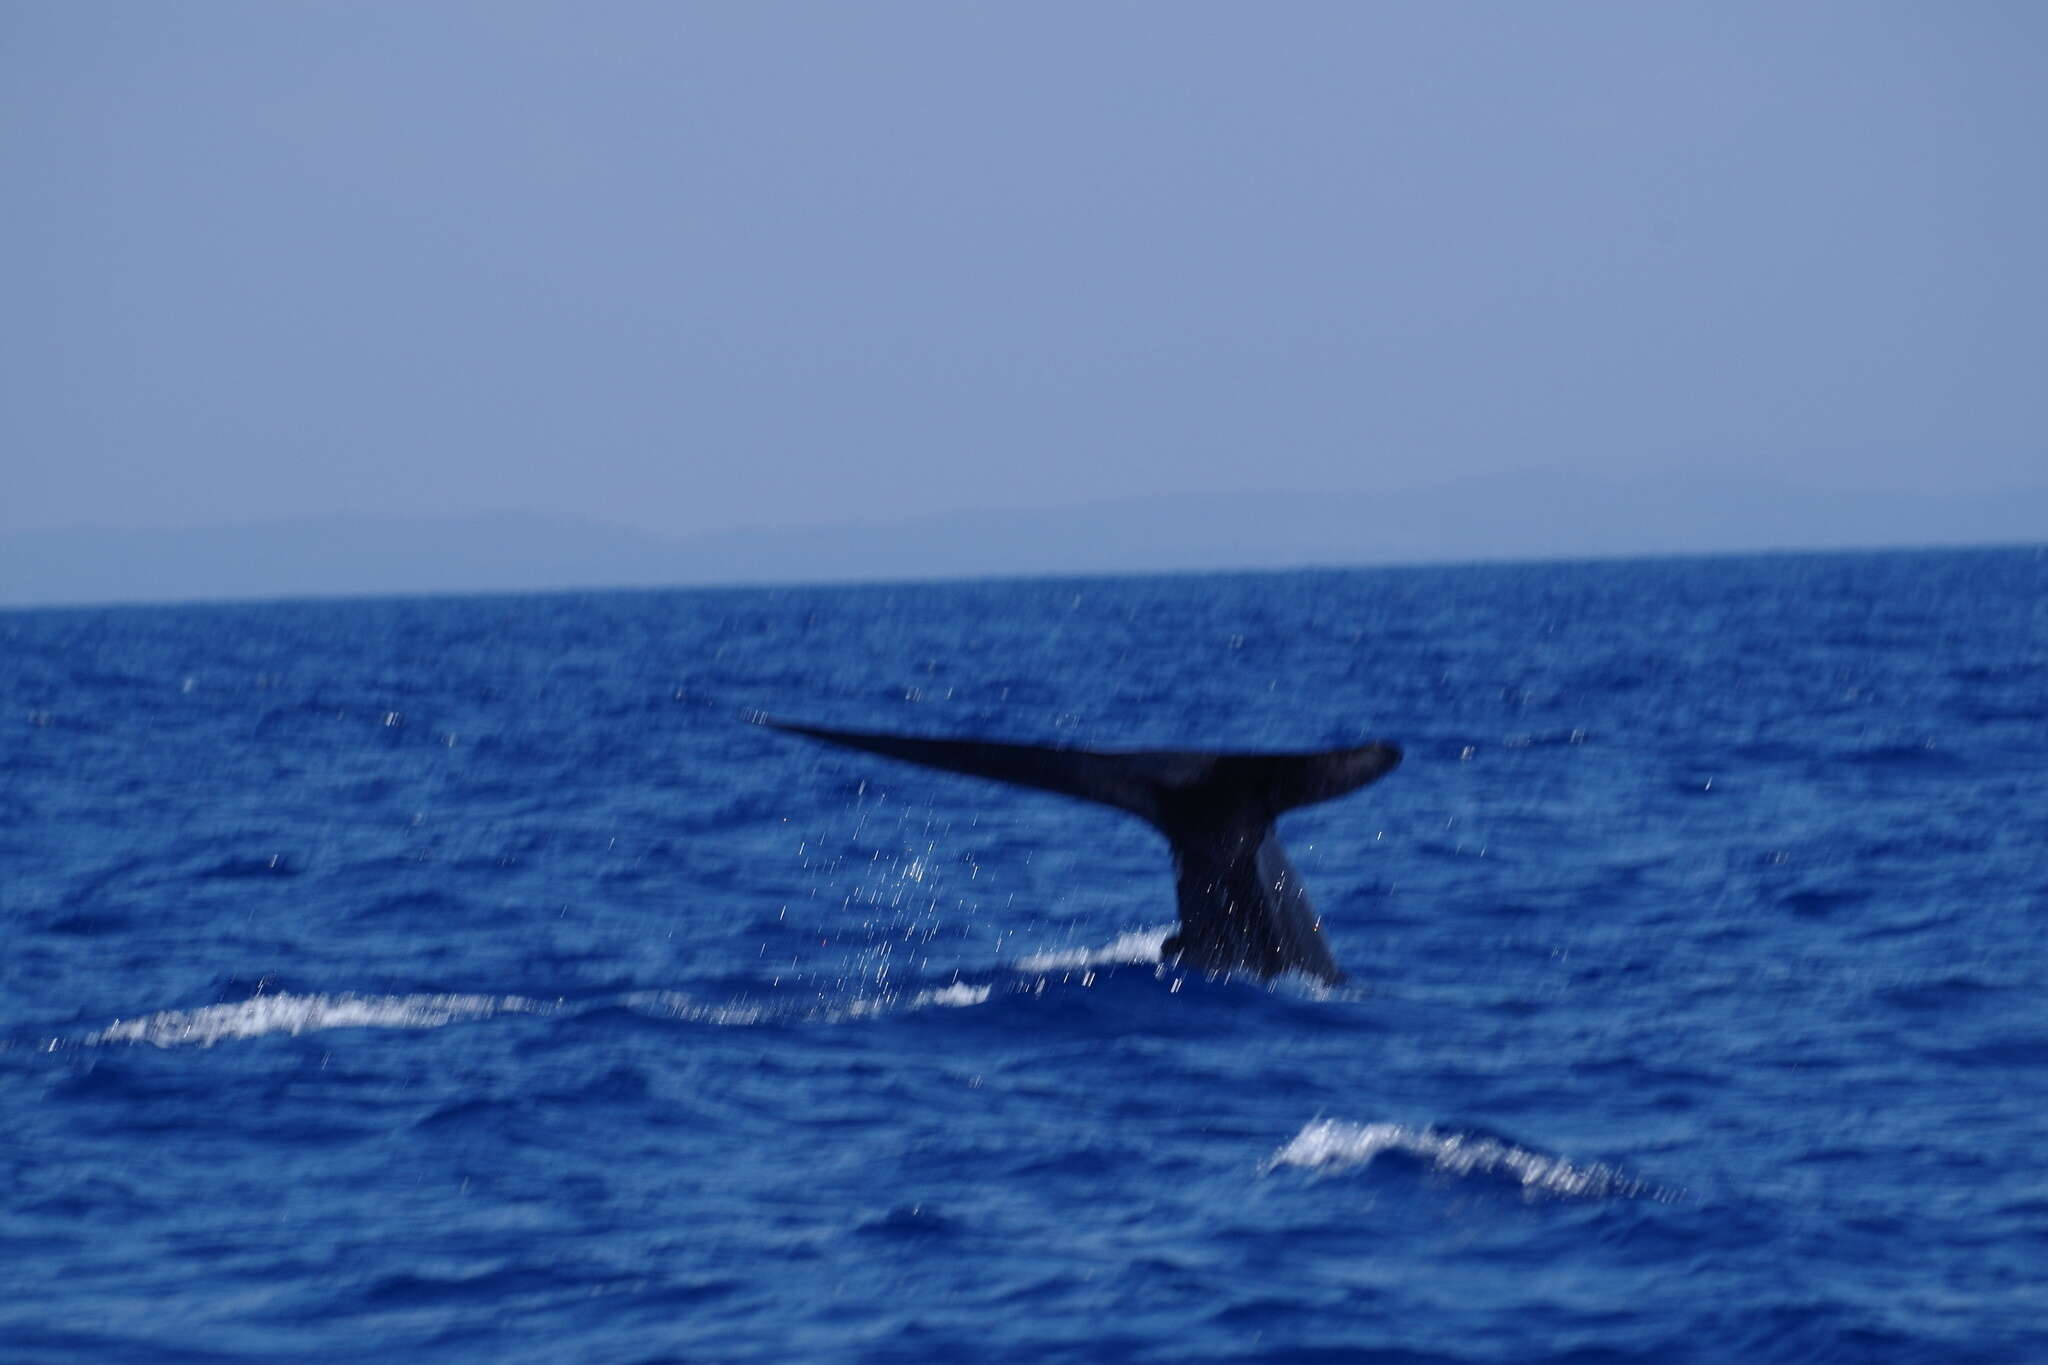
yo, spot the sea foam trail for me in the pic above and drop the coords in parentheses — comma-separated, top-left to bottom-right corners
(87, 992, 555, 1048)
(81, 978, 1003, 1049)
(1270, 1119, 1682, 1202)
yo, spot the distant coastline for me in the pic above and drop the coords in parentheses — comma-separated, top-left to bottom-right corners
(4, 474, 2044, 608)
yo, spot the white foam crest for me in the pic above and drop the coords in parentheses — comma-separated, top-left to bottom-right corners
(88, 992, 550, 1049)
(919, 982, 993, 1008)
(623, 980, 992, 1027)
(88, 973, 1003, 1050)
(1014, 926, 1173, 973)
(837, 980, 994, 1020)
(1270, 1119, 1676, 1201)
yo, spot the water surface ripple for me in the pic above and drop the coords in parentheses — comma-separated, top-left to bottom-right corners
(5, 548, 2046, 1362)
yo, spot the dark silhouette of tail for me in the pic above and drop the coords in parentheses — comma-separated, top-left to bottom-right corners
(763, 719, 1401, 984)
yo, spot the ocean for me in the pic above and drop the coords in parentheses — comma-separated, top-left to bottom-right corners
(5, 545, 2046, 1363)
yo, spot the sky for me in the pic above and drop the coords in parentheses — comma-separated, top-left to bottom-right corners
(5, 1, 2044, 543)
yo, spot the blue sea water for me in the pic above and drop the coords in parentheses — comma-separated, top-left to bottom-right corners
(4, 546, 2047, 1363)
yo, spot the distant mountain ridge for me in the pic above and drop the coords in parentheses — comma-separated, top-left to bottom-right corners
(4, 474, 2045, 607)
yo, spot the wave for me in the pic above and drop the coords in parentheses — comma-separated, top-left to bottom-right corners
(68, 977, 1003, 1049)
(62, 927, 1239, 1051)
(84, 991, 556, 1048)
(1269, 1118, 1681, 1202)
(864, 981, 993, 1012)
(618, 980, 995, 1027)
(1013, 926, 1174, 973)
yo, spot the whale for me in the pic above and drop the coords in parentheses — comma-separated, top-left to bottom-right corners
(763, 719, 1401, 984)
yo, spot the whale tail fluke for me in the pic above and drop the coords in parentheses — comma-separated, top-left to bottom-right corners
(761, 719, 1398, 827)
(761, 718, 1401, 983)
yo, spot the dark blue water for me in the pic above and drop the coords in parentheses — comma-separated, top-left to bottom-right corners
(6, 547, 2046, 1363)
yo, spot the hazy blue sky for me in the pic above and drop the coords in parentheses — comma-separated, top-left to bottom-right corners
(6, 2, 2043, 540)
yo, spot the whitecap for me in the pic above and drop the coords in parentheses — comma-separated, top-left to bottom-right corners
(82, 969, 1003, 1050)
(1269, 1118, 1679, 1201)
(1014, 926, 1173, 974)
(87, 991, 552, 1049)
(916, 982, 992, 1008)
(831, 980, 994, 1020)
